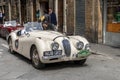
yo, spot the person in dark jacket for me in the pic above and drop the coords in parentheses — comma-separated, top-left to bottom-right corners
(0, 11, 4, 24)
(49, 8, 57, 31)
(39, 10, 54, 30)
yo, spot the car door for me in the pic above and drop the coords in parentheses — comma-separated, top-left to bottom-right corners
(18, 34, 33, 58)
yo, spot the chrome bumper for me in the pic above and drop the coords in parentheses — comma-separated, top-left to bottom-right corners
(42, 55, 64, 60)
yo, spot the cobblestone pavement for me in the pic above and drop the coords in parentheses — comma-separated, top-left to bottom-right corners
(0, 38, 120, 80)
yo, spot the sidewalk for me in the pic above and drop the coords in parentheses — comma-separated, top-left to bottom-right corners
(90, 43, 120, 56)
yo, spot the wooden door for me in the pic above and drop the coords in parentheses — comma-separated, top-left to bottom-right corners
(33, 0, 36, 21)
(21, 0, 26, 23)
(75, 0, 85, 35)
(58, 0, 63, 32)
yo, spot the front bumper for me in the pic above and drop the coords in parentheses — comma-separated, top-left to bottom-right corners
(42, 55, 65, 60)
(41, 50, 90, 62)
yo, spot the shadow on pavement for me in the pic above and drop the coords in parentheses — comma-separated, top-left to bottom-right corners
(41, 62, 89, 71)
(9, 52, 32, 64)
(9, 51, 89, 70)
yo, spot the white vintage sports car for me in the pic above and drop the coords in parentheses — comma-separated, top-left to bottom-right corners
(7, 22, 91, 69)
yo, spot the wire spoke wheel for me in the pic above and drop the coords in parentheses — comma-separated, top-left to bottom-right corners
(32, 49, 40, 66)
(31, 46, 45, 69)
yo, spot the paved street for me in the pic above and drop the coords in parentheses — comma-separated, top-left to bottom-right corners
(0, 38, 120, 80)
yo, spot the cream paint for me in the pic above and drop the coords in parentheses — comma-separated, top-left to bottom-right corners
(8, 30, 90, 63)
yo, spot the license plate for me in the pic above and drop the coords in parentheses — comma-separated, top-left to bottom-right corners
(44, 50, 62, 56)
(53, 50, 62, 56)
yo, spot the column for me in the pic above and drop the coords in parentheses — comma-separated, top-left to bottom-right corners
(18, 0, 21, 24)
(63, 0, 67, 33)
(8, 0, 11, 20)
(55, 0, 58, 30)
(103, 0, 107, 44)
(31, 0, 33, 21)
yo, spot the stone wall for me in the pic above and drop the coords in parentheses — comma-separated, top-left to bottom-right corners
(66, 0, 75, 35)
(85, 0, 103, 43)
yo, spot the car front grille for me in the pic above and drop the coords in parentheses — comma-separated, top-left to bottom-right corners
(62, 39, 71, 57)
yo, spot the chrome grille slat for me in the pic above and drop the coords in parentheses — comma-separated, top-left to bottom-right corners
(62, 39, 71, 57)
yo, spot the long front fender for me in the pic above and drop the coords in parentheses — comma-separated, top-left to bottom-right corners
(35, 38, 53, 63)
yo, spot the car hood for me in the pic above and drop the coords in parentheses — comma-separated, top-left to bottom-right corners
(29, 30, 64, 40)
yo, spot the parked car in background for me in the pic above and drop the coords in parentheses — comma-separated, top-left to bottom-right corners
(0, 21, 23, 39)
(7, 22, 91, 69)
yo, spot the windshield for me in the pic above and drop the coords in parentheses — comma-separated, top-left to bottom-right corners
(4, 21, 17, 27)
(24, 22, 43, 32)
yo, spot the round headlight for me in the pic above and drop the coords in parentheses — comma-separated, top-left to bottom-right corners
(51, 42, 59, 50)
(76, 41, 84, 50)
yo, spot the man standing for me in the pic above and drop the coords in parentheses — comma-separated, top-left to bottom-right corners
(0, 11, 4, 24)
(49, 8, 57, 31)
(36, 9, 40, 21)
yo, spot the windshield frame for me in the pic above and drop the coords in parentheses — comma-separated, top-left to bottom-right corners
(24, 22, 43, 32)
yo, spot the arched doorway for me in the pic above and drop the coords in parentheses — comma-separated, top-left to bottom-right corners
(21, 0, 27, 23)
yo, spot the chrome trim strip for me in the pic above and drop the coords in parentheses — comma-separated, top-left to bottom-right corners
(42, 55, 64, 60)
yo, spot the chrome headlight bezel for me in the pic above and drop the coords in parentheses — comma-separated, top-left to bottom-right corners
(76, 41, 84, 50)
(51, 42, 59, 50)
(85, 44, 90, 51)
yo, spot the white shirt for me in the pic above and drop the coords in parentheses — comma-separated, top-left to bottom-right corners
(0, 13, 3, 17)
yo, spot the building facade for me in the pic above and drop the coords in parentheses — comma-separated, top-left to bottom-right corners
(0, 0, 5, 12)
(86, 0, 120, 47)
(1, 0, 120, 47)
(102, 0, 120, 47)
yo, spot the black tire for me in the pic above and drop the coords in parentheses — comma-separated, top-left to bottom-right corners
(8, 38, 15, 54)
(31, 46, 45, 69)
(73, 59, 87, 65)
